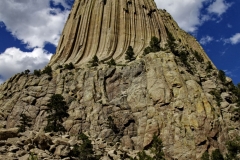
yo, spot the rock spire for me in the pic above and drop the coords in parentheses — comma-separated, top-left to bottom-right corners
(49, 0, 210, 67)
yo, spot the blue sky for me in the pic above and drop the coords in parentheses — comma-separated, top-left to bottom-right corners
(0, 0, 239, 85)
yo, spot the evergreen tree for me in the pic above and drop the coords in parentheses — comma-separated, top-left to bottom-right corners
(91, 55, 99, 67)
(150, 134, 165, 160)
(218, 70, 226, 83)
(17, 113, 32, 132)
(211, 149, 224, 160)
(201, 151, 210, 160)
(42, 66, 52, 76)
(33, 69, 41, 77)
(64, 62, 75, 70)
(69, 133, 99, 160)
(143, 37, 161, 55)
(150, 36, 160, 52)
(107, 58, 116, 67)
(132, 134, 165, 160)
(125, 46, 135, 61)
(44, 94, 69, 132)
(226, 137, 240, 159)
(143, 46, 152, 55)
(24, 69, 30, 75)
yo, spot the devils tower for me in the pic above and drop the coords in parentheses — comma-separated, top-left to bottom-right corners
(49, 0, 211, 67)
(0, 0, 240, 159)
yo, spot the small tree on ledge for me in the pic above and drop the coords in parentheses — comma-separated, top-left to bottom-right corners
(90, 55, 99, 67)
(107, 58, 116, 67)
(44, 94, 69, 132)
(17, 113, 32, 132)
(125, 46, 135, 61)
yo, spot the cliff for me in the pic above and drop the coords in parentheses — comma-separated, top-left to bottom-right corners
(49, 0, 212, 68)
(0, 0, 239, 159)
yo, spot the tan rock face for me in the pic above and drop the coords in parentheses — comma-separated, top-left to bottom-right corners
(0, 0, 239, 159)
(0, 51, 239, 159)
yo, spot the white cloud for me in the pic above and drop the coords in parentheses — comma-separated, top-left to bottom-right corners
(0, 47, 52, 82)
(0, 0, 71, 48)
(200, 35, 214, 45)
(155, 0, 209, 32)
(0, 0, 72, 83)
(155, 0, 231, 32)
(207, 0, 232, 16)
(228, 33, 240, 45)
(227, 24, 232, 28)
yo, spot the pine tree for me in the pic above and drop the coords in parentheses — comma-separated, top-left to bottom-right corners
(44, 94, 69, 132)
(144, 37, 161, 55)
(211, 149, 224, 160)
(91, 55, 99, 67)
(42, 66, 52, 76)
(201, 151, 210, 160)
(132, 134, 165, 160)
(69, 133, 99, 160)
(125, 46, 135, 61)
(107, 58, 116, 67)
(149, 36, 160, 52)
(17, 113, 32, 132)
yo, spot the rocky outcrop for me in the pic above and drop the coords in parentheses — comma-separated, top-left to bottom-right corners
(0, 0, 239, 159)
(0, 51, 239, 159)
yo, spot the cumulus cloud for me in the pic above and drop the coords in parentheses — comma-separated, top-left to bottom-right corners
(0, 0, 71, 48)
(200, 36, 214, 45)
(0, 0, 72, 83)
(207, 0, 232, 16)
(227, 33, 240, 45)
(0, 47, 52, 83)
(155, 0, 231, 32)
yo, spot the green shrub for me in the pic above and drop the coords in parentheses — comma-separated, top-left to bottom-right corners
(144, 37, 161, 55)
(24, 69, 30, 75)
(201, 151, 210, 160)
(107, 58, 116, 67)
(17, 113, 32, 132)
(90, 55, 99, 67)
(125, 46, 135, 61)
(69, 133, 99, 160)
(64, 62, 75, 70)
(211, 149, 224, 160)
(218, 70, 226, 83)
(28, 152, 38, 160)
(42, 66, 52, 76)
(206, 61, 213, 73)
(165, 27, 178, 55)
(132, 134, 165, 160)
(210, 90, 222, 106)
(144, 46, 152, 55)
(44, 94, 69, 132)
(150, 36, 161, 52)
(193, 51, 204, 62)
(33, 70, 41, 77)
(226, 137, 240, 159)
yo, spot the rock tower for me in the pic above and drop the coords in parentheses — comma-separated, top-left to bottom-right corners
(49, 0, 211, 67)
(0, 0, 239, 159)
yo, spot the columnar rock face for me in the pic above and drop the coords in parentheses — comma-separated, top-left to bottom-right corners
(0, 0, 240, 159)
(49, 0, 211, 67)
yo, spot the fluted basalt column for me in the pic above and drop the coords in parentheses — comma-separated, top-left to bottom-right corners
(49, 0, 213, 67)
(49, 0, 166, 66)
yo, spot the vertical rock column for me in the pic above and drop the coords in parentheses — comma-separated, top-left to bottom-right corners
(49, 0, 165, 66)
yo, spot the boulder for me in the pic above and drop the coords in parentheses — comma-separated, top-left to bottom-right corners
(0, 128, 18, 140)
